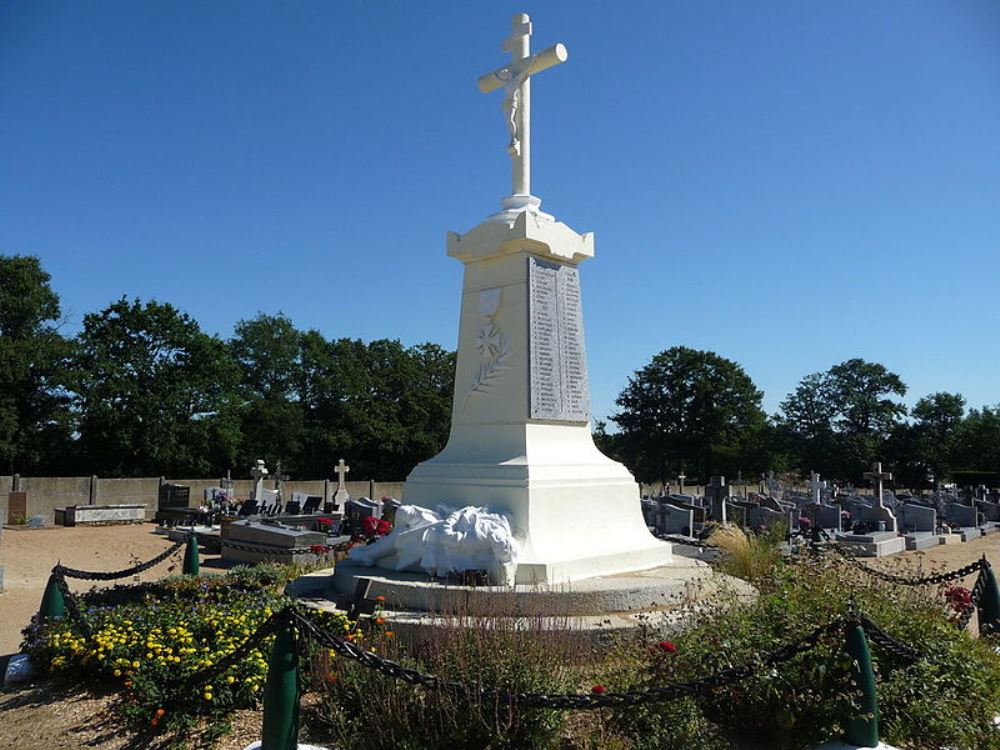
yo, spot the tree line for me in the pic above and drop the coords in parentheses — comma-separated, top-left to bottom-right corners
(4, 255, 998, 485)
(0, 255, 454, 479)
(599, 346, 1000, 488)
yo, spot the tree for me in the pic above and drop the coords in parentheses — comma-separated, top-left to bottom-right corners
(909, 392, 965, 483)
(0, 255, 72, 473)
(229, 313, 305, 472)
(610, 346, 768, 484)
(69, 297, 240, 476)
(297, 334, 455, 480)
(777, 358, 907, 479)
(951, 406, 1000, 476)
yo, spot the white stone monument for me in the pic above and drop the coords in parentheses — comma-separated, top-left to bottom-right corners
(333, 458, 351, 504)
(401, 13, 672, 585)
(250, 459, 269, 502)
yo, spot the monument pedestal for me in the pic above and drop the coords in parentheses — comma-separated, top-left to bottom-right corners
(401, 210, 671, 585)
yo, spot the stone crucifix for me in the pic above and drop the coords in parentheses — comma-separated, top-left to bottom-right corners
(478, 13, 568, 216)
(806, 471, 827, 505)
(334, 458, 351, 504)
(676, 472, 686, 494)
(864, 461, 892, 508)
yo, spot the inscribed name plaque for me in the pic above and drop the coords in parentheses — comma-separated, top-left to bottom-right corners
(528, 257, 590, 422)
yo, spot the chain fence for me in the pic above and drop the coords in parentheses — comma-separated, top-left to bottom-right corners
(787, 527, 994, 632)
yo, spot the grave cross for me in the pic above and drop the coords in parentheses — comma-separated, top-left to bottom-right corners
(478, 13, 568, 214)
(731, 470, 748, 499)
(335, 458, 350, 491)
(806, 471, 827, 505)
(677, 472, 687, 494)
(863, 462, 893, 508)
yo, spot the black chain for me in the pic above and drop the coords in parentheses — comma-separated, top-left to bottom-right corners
(291, 607, 860, 709)
(167, 611, 286, 696)
(54, 539, 187, 581)
(856, 614, 921, 662)
(829, 546, 984, 587)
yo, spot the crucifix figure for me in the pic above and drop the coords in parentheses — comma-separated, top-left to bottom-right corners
(334, 458, 351, 504)
(806, 471, 827, 505)
(863, 461, 892, 508)
(478, 13, 568, 219)
(250, 459, 269, 502)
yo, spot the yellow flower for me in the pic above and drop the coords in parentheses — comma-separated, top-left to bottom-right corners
(203, 693, 213, 701)
(132, 661, 140, 669)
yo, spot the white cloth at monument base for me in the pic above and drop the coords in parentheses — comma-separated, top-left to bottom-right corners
(347, 504, 520, 584)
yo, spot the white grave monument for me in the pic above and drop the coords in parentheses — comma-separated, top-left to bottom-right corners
(333, 459, 351, 504)
(399, 13, 672, 585)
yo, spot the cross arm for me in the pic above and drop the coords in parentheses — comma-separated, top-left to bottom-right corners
(477, 43, 568, 94)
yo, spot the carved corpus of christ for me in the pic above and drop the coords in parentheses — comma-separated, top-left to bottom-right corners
(477, 13, 568, 203)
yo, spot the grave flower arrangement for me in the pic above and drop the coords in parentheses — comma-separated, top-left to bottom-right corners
(360, 515, 393, 541)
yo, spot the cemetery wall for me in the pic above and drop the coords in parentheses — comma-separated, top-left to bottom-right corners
(2, 475, 408, 523)
(97, 478, 160, 506)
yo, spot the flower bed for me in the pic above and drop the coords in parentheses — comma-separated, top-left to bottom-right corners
(22, 564, 351, 738)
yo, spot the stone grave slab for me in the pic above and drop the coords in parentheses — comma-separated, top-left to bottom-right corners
(835, 531, 906, 558)
(222, 520, 331, 565)
(55, 504, 146, 526)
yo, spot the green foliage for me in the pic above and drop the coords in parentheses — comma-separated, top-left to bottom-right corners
(606, 555, 1000, 749)
(778, 358, 908, 480)
(314, 613, 584, 750)
(610, 346, 770, 483)
(69, 297, 241, 476)
(0, 255, 72, 474)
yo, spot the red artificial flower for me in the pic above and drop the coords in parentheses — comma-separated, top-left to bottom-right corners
(591, 684, 606, 694)
(658, 640, 677, 654)
(310, 544, 330, 554)
(376, 518, 393, 536)
(317, 517, 333, 527)
(944, 585, 973, 612)
(361, 516, 380, 535)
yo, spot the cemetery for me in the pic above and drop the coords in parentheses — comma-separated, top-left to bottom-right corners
(2, 6, 999, 750)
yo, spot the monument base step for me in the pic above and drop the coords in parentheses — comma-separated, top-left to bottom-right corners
(938, 533, 963, 545)
(291, 560, 755, 641)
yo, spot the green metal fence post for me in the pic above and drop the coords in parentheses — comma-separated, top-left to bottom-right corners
(39, 573, 66, 621)
(261, 620, 300, 750)
(977, 555, 1000, 635)
(843, 622, 880, 747)
(182, 536, 200, 576)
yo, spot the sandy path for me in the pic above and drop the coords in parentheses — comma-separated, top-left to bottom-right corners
(0, 524, 195, 654)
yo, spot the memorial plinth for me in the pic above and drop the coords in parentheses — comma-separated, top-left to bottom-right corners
(403, 210, 673, 585)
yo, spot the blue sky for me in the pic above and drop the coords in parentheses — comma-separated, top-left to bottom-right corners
(2, 1, 999, 422)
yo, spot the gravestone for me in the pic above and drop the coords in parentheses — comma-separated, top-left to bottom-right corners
(333, 459, 351, 504)
(897, 503, 938, 550)
(8, 490, 28, 522)
(943, 502, 982, 542)
(222, 520, 330, 565)
(806, 472, 827, 505)
(704, 476, 728, 523)
(250, 459, 269, 501)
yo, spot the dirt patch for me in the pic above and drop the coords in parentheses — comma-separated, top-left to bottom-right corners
(0, 523, 221, 655)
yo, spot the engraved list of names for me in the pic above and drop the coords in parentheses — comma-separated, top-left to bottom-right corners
(528, 257, 591, 422)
